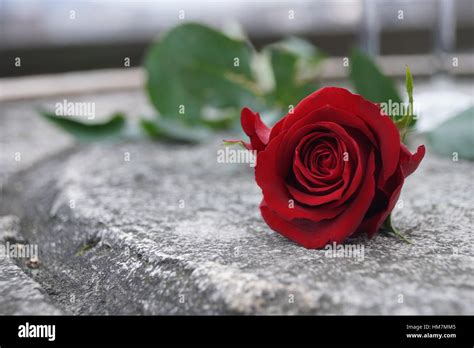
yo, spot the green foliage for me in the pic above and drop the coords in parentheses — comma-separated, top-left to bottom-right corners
(40, 111, 126, 141)
(427, 106, 474, 160)
(350, 48, 402, 106)
(40, 24, 416, 144)
(265, 37, 324, 108)
(349, 49, 417, 137)
(396, 66, 418, 140)
(145, 23, 259, 128)
(140, 117, 210, 143)
(381, 214, 413, 244)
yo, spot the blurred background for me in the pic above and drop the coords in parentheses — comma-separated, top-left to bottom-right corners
(1, 0, 473, 134)
(1, 0, 473, 76)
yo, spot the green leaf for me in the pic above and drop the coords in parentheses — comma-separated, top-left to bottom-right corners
(222, 140, 246, 149)
(40, 111, 126, 141)
(266, 38, 324, 107)
(381, 214, 413, 244)
(427, 106, 474, 160)
(405, 65, 414, 104)
(140, 117, 211, 143)
(350, 49, 402, 121)
(396, 66, 418, 140)
(144, 23, 260, 128)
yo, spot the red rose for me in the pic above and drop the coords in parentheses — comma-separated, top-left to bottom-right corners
(237, 87, 425, 249)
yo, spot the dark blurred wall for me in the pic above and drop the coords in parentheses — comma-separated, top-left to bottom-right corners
(1, 0, 473, 77)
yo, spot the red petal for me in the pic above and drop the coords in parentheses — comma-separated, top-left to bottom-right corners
(256, 105, 379, 223)
(256, 130, 345, 222)
(260, 151, 376, 249)
(358, 145, 425, 238)
(400, 144, 425, 178)
(358, 182, 403, 238)
(286, 121, 359, 206)
(274, 87, 400, 184)
(240, 107, 270, 152)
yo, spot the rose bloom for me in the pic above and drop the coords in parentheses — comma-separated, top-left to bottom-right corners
(234, 87, 425, 249)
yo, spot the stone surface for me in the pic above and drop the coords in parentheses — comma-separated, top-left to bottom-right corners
(0, 88, 473, 315)
(0, 89, 154, 186)
(1, 139, 473, 314)
(0, 215, 63, 315)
